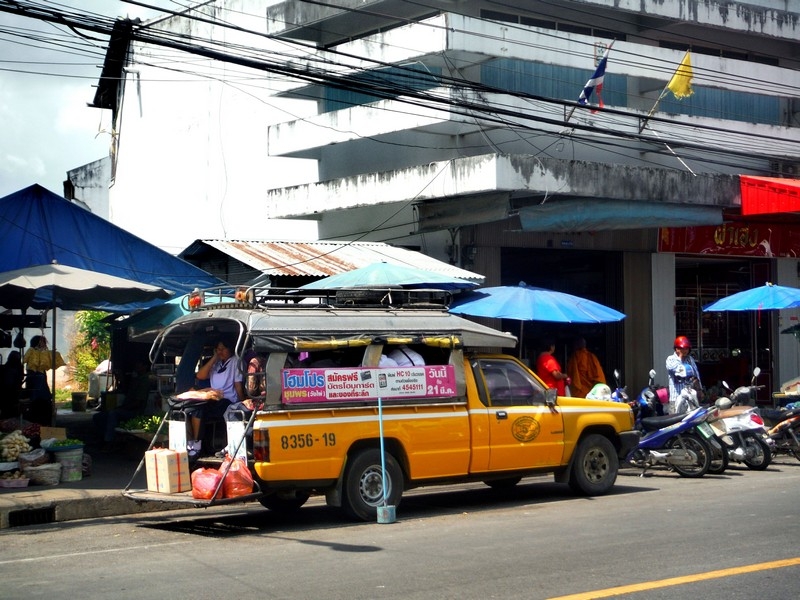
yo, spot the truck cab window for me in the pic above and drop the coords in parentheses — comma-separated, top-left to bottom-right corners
(479, 360, 546, 407)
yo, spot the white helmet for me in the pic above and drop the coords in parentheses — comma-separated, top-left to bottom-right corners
(715, 397, 732, 410)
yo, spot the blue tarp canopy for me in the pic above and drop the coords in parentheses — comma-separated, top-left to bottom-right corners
(0, 184, 223, 312)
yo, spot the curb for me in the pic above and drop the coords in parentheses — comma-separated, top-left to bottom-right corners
(0, 489, 179, 529)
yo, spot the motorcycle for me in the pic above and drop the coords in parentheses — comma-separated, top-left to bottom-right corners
(709, 368, 772, 470)
(611, 369, 629, 405)
(761, 403, 800, 462)
(627, 395, 716, 478)
(631, 369, 667, 424)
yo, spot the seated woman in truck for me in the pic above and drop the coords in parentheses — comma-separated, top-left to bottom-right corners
(177, 338, 244, 458)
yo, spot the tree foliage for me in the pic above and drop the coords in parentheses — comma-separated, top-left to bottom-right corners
(68, 311, 111, 389)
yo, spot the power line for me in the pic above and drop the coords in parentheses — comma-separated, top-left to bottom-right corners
(2, 0, 797, 163)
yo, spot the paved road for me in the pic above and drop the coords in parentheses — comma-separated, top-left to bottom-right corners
(1, 460, 799, 600)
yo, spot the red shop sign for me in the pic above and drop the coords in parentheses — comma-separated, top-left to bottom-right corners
(659, 222, 800, 257)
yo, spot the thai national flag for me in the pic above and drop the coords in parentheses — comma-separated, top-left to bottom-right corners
(577, 46, 611, 110)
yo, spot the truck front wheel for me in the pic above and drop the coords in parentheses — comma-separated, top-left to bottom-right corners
(342, 449, 404, 521)
(567, 434, 618, 496)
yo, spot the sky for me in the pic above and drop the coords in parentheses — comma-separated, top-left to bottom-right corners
(0, 1, 161, 199)
(0, 2, 175, 361)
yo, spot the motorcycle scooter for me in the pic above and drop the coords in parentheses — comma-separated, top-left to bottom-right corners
(611, 369, 629, 404)
(631, 369, 667, 423)
(761, 404, 800, 462)
(709, 368, 772, 470)
(627, 388, 716, 478)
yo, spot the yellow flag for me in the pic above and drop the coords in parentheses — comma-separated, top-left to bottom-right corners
(667, 51, 694, 99)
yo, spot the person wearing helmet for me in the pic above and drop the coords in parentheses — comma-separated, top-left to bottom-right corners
(666, 335, 702, 414)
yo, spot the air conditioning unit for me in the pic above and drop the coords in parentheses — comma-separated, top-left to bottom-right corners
(769, 160, 799, 177)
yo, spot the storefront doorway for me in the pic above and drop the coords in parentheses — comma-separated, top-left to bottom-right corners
(500, 248, 624, 383)
(675, 256, 773, 404)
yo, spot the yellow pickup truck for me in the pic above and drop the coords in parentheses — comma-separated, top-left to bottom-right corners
(132, 287, 637, 521)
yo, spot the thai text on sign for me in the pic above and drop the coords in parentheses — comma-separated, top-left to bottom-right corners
(281, 365, 457, 403)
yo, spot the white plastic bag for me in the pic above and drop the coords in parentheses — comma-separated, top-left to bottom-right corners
(168, 419, 187, 451)
(225, 420, 247, 460)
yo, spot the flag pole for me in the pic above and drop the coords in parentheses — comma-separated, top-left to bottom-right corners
(565, 104, 578, 124)
(565, 41, 614, 124)
(637, 50, 696, 174)
(639, 50, 692, 133)
(637, 85, 670, 133)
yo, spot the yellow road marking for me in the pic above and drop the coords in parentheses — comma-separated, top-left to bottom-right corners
(548, 557, 800, 600)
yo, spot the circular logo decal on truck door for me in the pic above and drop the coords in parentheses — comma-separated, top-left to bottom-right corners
(512, 416, 541, 442)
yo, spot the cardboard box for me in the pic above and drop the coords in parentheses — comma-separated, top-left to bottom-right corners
(39, 426, 66, 440)
(145, 449, 191, 493)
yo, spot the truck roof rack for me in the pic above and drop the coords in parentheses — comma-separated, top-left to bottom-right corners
(183, 286, 454, 312)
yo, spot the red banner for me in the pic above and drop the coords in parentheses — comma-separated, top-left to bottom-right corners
(659, 222, 800, 257)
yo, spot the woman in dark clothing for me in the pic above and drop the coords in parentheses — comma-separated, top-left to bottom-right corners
(0, 350, 24, 418)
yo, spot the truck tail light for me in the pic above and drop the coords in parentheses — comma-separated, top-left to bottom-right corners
(254, 428, 269, 462)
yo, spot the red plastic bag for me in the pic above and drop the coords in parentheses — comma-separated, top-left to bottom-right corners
(220, 456, 254, 498)
(191, 467, 223, 499)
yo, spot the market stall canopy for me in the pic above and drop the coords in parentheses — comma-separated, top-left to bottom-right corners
(0, 263, 172, 310)
(702, 283, 800, 312)
(0, 261, 171, 425)
(740, 176, 800, 216)
(0, 184, 223, 311)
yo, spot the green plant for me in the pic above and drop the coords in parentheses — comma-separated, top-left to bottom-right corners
(68, 311, 111, 389)
(53, 389, 72, 410)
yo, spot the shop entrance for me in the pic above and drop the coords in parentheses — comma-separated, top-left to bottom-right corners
(675, 257, 773, 404)
(500, 248, 624, 385)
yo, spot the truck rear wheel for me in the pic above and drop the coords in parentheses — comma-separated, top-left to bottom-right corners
(568, 434, 618, 496)
(342, 448, 403, 521)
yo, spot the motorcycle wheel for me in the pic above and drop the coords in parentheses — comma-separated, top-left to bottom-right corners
(667, 433, 711, 478)
(743, 434, 772, 470)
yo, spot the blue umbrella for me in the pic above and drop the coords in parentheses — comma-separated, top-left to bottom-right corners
(300, 262, 479, 291)
(702, 283, 800, 312)
(448, 282, 626, 323)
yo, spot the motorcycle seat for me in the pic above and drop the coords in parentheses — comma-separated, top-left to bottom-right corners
(716, 406, 755, 419)
(761, 407, 800, 425)
(640, 413, 685, 432)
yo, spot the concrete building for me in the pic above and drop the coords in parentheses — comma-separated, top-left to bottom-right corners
(89, 0, 800, 399)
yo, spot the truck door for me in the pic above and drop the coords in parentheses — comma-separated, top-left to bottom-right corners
(475, 358, 565, 470)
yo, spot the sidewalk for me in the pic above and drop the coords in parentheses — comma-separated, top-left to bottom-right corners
(0, 409, 180, 529)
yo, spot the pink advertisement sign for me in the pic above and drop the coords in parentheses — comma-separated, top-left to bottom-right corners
(282, 365, 457, 404)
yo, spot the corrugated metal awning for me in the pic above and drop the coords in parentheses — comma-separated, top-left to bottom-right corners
(195, 240, 484, 283)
